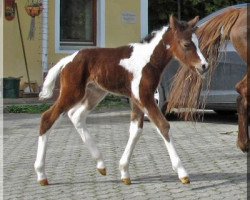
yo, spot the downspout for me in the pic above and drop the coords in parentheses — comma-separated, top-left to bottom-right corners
(42, 0, 48, 80)
(140, 0, 148, 39)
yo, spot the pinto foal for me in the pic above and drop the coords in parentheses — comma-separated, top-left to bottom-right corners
(35, 16, 208, 186)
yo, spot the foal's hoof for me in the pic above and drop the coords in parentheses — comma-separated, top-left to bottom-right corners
(122, 178, 131, 185)
(39, 179, 49, 186)
(98, 168, 107, 176)
(180, 177, 190, 184)
(237, 140, 249, 153)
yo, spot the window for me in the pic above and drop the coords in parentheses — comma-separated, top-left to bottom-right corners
(60, 0, 97, 47)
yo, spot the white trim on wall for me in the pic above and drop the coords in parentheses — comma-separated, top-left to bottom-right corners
(98, 0, 106, 47)
(140, 0, 148, 39)
(55, 0, 60, 53)
(55, 0, 106, 54)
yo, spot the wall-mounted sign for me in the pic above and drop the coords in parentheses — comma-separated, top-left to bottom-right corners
(122, 12, 137, 24)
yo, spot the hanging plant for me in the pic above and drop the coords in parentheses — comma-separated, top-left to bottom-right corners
(25, 0, 43, 40)
(5, 0, 16, 21)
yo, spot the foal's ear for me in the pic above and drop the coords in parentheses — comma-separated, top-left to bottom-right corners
(188, 16, 199, 28)
(192, 26, 198, 32)
(169, 15, 179, 31)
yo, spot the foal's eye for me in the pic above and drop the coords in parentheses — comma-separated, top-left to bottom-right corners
(183, 43, 191, 48)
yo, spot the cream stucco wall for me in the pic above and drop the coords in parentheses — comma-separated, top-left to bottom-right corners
(1, 1, 3, 80)
(3, 0, 43, 86)
(47, 0, 66, 69)
(3, 0, 146, 86)
(105, 0, 141, 47)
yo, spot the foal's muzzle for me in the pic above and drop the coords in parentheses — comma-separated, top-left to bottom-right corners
(195, 63, 209, 75)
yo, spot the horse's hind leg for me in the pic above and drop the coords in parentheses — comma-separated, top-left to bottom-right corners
(35, 70, 87, 185)
(34, 132, 49, 186)
(119, 102, 144, 185)
(68, 84, 108, 175)
(34, 101, 68, 186)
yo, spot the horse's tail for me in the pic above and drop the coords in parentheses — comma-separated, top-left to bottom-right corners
(39, 51, 79, 100)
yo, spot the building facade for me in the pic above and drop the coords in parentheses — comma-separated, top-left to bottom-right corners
(3, 0, 148, 87)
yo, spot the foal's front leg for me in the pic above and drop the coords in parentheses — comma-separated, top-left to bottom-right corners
(142, 98, 190, 184)
(119, 103, 144, 185)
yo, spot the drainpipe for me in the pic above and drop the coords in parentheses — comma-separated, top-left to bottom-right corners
(42, 0, 48, 80)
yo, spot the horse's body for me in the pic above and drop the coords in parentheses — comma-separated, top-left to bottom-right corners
(34, 16, 208, 186)
(167, 7, 248, 152)
(229, 8, 248, 152)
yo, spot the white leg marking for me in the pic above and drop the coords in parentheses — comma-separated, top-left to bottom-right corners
(119, 120, 143, 179)
(68, 104, 105, 170)
(119, 26, 169, 100)
(34, 133, 48, 182)
(156, 128, 188, 179)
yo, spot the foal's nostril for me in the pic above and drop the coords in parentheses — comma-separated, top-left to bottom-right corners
(202, 64, 206, 70)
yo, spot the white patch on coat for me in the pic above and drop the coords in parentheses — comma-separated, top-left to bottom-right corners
(39, 51, 79, 100)
(192, 34, 208, 68)
(166, 44, 171, 49)
(119, 26, 169, 100)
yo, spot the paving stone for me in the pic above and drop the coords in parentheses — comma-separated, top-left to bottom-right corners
(3, 111, 246, 200)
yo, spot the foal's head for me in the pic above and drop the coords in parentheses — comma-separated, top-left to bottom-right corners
(166, 16, 208, 75)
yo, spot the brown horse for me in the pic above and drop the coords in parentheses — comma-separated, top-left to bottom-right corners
(167, 7, 248, 152)
(34, 16, 208, 186)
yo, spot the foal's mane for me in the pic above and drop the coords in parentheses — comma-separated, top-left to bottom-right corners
(166, 8, 241, 121)
(141, 20, 191, 44)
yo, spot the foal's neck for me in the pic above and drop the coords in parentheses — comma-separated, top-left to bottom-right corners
(149, 31, 173, 72)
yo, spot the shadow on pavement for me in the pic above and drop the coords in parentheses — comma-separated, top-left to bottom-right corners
(48, 172, 245, 188)
(166, 111, 238, 125)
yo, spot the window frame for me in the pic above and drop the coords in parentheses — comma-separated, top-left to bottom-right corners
(55, 0, 105, 53)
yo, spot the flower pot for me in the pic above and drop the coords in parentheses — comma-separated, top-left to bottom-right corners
(25, 6, 43, 17)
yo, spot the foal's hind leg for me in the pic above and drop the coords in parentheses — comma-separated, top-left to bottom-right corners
(119, 103, 144, 185)
(34, 102, 67, 186)
(68, 85, 108, 175)
(35, 72, 87, 185)
(34, 132, 49, 186)
(141, 97, 190, 184)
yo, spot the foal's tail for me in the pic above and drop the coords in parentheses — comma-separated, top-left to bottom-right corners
(39, 51, 79, 100)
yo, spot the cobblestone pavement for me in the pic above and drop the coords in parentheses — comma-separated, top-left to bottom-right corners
(3, 111, 247, 200)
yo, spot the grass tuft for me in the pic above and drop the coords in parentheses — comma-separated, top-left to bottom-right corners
(5, 95, 130, 114)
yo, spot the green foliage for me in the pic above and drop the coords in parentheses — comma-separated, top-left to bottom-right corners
(6, 95, 130, 114)
(96, 95, 130, 111)
(6, 104, 51, 114)
(149, 0, 247, 32)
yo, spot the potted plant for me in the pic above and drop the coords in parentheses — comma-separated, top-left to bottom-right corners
(25, 0, 43, 17)
(5, 0, 16, 21)
(25, 0, 43, 40)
